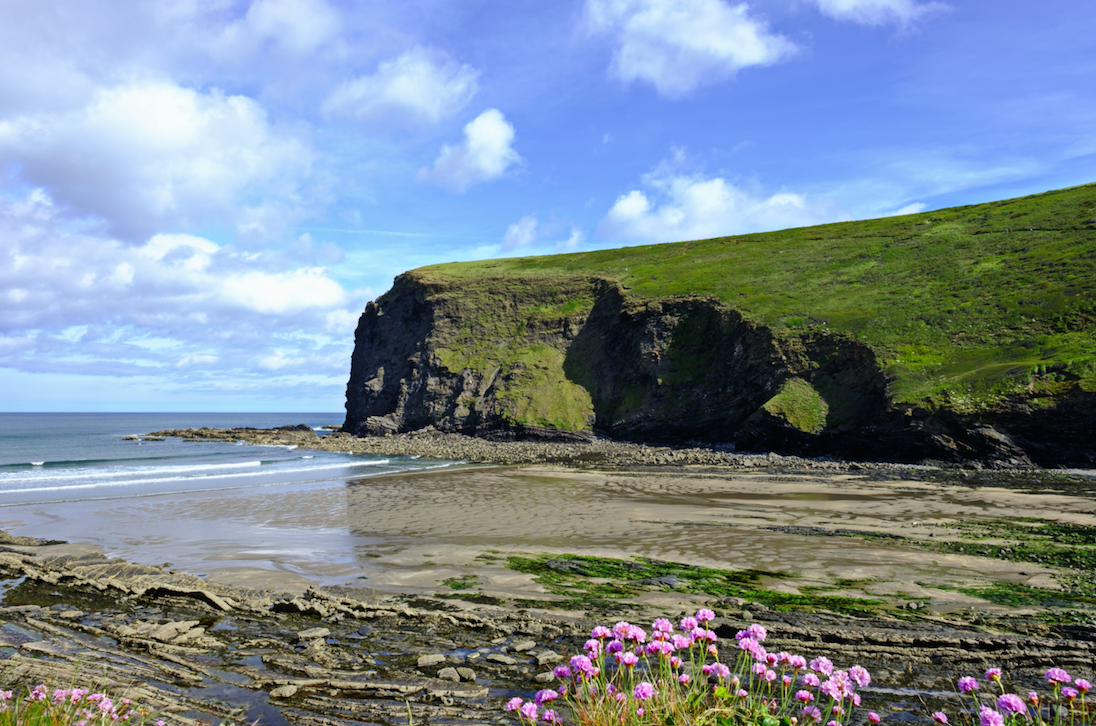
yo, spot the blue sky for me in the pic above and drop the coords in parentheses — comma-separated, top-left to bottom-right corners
(1, 0, 1093, 412)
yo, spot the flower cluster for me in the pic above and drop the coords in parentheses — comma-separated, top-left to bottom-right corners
(938, 666, 1093, 726)
(0, 683, 168, 726)
(504, 611, 878, 726)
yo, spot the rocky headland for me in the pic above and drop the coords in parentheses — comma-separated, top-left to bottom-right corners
(341, 184, 1096, 469)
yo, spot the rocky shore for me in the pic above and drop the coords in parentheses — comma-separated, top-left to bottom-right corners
(147, 425, 903, 471)
(3, 533, 1096, 726)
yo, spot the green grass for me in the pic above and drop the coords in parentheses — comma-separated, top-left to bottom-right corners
(417, 183, 1096, 412)
(762, 378, 829, 433)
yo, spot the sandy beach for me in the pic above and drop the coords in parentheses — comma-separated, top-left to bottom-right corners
(4, 463, 1093, 616)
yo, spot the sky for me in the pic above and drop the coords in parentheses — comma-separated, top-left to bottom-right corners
(1, 0, 1093, 412)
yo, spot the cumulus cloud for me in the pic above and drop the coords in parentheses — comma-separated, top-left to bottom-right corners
(323, 46, 479, 126)
(0, 189, 362, 386)
(585, 0, 797, 97)
(418, 109, 522, 192)
(597, 157, 845, 242)
(0, 80, 315, 241)
(814, 0, 945, 25)
(889, 202, 927, 216)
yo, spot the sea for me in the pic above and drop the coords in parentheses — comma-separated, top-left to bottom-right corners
(0, 413, 462, 585)
(0, 412, 452, 508)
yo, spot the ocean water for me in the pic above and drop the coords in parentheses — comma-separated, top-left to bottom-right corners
(0, 413, 455, 507)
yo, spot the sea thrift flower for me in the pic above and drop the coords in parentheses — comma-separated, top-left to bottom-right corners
(1062, 687, 1080, 700)
(552, 665, 571, 679)
(828, 720, 840, 726)
(707, 644, 718, 657)
(784, 675, 794, 686)
(634, 682, 655, 700)
(802, 673, 821, 688)
(788, 655, 807, 670)
(868, 713, 881, 724)
(681, 616, 698, 631)
(520, 702, 539, 721)
(1028, 693, 1040, 705)
(620, 652, 639, 667)
(535, 689, 558, 705)
(696, 608, 716, 622)
(979, 706, 1004, 726)
(591, 625, 612, 639)
(542, 710, 559, 723)
(849, 665, 872, 687)
(986, 668, 1002, 682)
(1076, 679, 1092, 693)
(764, 669, 778, 682)
(852, 693, 862, 707)
(803, 706, 822, 722)
(810, 657, 834, 676)
(672, 634, 692, 650)
(1046, 668, 1072, 685)
(653, 618, 674, 634)
(932, 713, 949, 724)
(997, 694, 1025, 714)
(679, 674, 690, 685)
(959, 677, 980, 693)
(747, 623, 768, 641)
(796, 690, 815, 703)
(507, 698, 523, 711)
(584, 639, 601, 657)
(607, 640, 624, 654)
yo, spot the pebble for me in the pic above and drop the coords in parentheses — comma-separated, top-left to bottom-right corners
(511, 639, 536, 652)
(485, 653, 518, 665)
(417, 654, 447, 667)
(270, 685, 298, 699)
(437, 667, 460, 682)
(298, 627, 331, 641)
(456, 667, 477, 682)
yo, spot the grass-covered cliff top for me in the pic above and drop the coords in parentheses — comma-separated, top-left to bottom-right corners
(417, 183, 1096, 411)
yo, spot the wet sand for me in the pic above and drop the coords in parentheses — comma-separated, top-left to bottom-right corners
(2, 464, 1093, 615)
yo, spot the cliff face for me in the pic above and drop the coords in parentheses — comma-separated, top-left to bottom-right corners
(344, 271, 1096, 467)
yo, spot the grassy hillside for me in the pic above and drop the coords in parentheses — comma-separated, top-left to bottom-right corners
(419, 183, 1096, 412)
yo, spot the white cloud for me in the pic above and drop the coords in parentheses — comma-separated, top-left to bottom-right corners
(556, 228, 586, 252)
(323, 46, 479, 126)
(814, 0, 945, 25)
(889, 202, 927, 216)
(0, 80, 314, 241)
(0, 189, 362, 384)
(418, 109, 523, 193)
(216, 0, 342, 56)
(598, 157, 846, 242)
(585, 0, 797, 97)
(502, 215, 540, 250)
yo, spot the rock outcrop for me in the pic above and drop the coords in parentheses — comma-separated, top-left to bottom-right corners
(344, 272, 1096, 468)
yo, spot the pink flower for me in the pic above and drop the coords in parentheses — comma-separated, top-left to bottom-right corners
(552, 665, 571, 679)
(30, 685, 48, 701)
(752, 662, 768, 676)
(828, 720, 840, 726)
(802, 706, 822, 722)
(997, 694, 1025, 714)
(613, 621, 633, 639)
(696, 608, 716, 622)
(652, 618, 674, 633)
(788, 655, 807, 670)
(764, 669, 777, 682)
(833, 705, 846, 717)
(634, 682, 655, 700)
(1076, 679, 1092, 693)
(671, 634, 692, 650)
(1062, 687, 1080, 700)
(796, 690, 815, 703)
(584, 639, 601, 657)
(620, 652, 639, 667)
(958, 677, 980, 693)
(985, 668, 1002, 682)
(783, 675, 794, 686)
(678, 674, 690, 685)
(852, 693, 862, 707)
(1028, 693, 1040, 705)
(680, 616, 698, 631)
(932, 713, 948, 724)
(737, 689, 749, 698)
(670, 656, 682, 668)
(802, 673, 821, 688)
(506, 697, 524, 711)
(535, 690, 558, 705)
(868, 713, 881, 724)
(849, 665, 871, 688)
(591, 625, 612, 639)
(542, 710, 559, 723)
(520, 702, 539, 721)
(747, 624, 768, 641)
(636, 708, 645, 717)
(1046, 668, 1072, 686)
(707, 644, 718, 657)
(607, 640, 624, 654)
(714, 663, 731, 679)
(979, 706, 1003, 726)
(810, 657, 834, 676)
